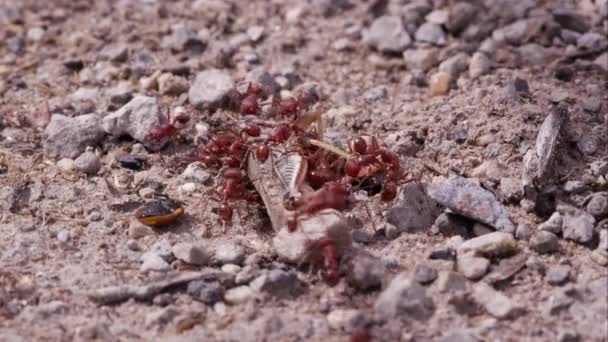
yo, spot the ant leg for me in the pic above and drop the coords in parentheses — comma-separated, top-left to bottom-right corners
(362, 201, 377, 232)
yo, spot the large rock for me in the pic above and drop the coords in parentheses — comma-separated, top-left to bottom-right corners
(374, 273, 435, 321)
(345, 251, 385, 291)
(427, 176, 515, 233)
(188, 69, 234, 109)
(102, 96, 168, 151)
(44, 114, 105, 159)
(386, 182, 442, 235)
(363, 15, 412, 53)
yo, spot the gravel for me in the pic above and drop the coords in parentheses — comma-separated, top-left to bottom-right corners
(457, 254, 490, 280)
(213, 240, 246, 265)
(171, 243, 209, 266)
(363, 15, 412, 53)
(345, 251, 385, 291)
(187, 280, 224, 305)
(386, 182, 441, 236)
(457, 232, 518, 258)
(427, 176, 515, 233)
(374, 273, 435, 322)
(44, 114, 105, 159)
(539, 212, 563, 234)
(559, 205, 596, 244)
(472, 282, 519, 319)
(188, 69, 235, 109)
(413, 263, 438, 285)
(530, 231, 560, 254)
(73, 151, 101, 175)
(415, 22, 446, 46)
(102, 96, 169, 151)
(545, 265, 570, 286)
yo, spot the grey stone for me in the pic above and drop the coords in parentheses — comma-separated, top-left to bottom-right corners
(438, 53, 470, 78)
(530, 231, 559, 254)
(515, 223, 533, 241)
(413, 263, 437, 285)
(594, 53, 608, 72)
(457, 254, 490, 280)
(457, 232, 518, 258)
(586, 193, 608, 219)
(27, 27, 45, 42)
(144, 306, 178, 328)
(559, 205, 596, 244)
(446, 2, 478, 33)
(415, 22, 446, 46)
(74, 151, 101, 175)
(386, 182, 442, 235)
(427, 176, 515, 233)
(374, 273, 435, 321)
(403, 48, 439, 71)
(187, 280, 224, 304)
(165, 23, 205, 52)
(563, 180, 586, 194)
(247, 25, 265, 42)
(107, 84, 133, 106)
(538, 212, 563, 234)
(326, 309, 363, 332)
(245, 68, 279, 96)
(250, 269, 303, 298)
(346, 252, 385, 291)
(590, 161, 608, 177)
(561, 29, 581, 45)
(57, 230, 70, 243)
(576, 134, 598, 155)
(44, 114, 105, 159)
(102, 96, 169, 151)
(577, 32, 608, 51)
(493, 19, 540, 46)
(158, 73, 189, 96)
(545, 265, 570, 286)
(363, 86, 388, 102)
(472, 282, 519, 319)
(363, 16, 412, 53)
(140, 252, 171, 272)
(469, 52, 492, 79)
(213, 240, 246, 265)
(440, 332, 480, 342)
(553, 10, 590, 33)
(35, 301, 68, 318)
(172, 243, 208, 266)
(235, 266, 260, 285)
(101, 45, 128, 63)
(451, 126, 468, 144)
(182, 162, 211, 184)
(437, 271, 468, 293)
(224, 285, 254, 304)
(188, 69, 235, 109)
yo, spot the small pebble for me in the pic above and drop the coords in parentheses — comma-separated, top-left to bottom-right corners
(430, 71, 450, 96)
(545, 265, 570, 286)
(530, 231, 559, 254)
(413, 263, 438, 285)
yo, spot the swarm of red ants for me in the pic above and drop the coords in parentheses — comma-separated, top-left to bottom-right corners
(143, 82, 408, 289)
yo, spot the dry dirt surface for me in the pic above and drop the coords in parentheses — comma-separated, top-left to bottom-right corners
(1, 0, 608, 341)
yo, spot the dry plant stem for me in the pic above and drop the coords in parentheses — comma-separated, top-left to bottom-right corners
(306, 138, 351, 160)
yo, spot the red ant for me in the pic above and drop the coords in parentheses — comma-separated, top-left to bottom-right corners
(307, 238, 341, 287)
(145, 109, 190, 142)
(270, 95, 306, 118)
(287, 181, 349, 232)
(239, 82, 264, 115)
(344, 135, 404, 202)
(207, 167, 261, 222)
